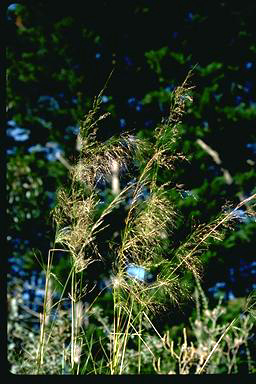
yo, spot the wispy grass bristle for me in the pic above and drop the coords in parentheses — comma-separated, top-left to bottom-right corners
(26, 70, 256, 374)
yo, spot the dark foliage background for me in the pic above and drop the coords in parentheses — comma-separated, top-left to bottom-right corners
(6, 0, 256, 319)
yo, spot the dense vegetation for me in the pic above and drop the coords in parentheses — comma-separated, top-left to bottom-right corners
(7, 0, 256, 374)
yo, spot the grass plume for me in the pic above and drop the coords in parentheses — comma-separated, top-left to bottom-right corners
(29, 70, 256, 374)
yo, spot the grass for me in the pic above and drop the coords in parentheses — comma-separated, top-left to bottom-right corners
(7, 70, 256, 374)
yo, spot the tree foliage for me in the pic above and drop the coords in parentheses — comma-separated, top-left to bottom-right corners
(7, 0, 256, 296)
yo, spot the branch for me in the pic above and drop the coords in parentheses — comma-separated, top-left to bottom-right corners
(196, 138, 233, 185)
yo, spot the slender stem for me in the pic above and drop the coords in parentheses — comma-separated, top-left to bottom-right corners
(119, 297, 134, 374)
(36, 249, 53, 373)
(138, 311, 142, 374)
(115, 295, 122, 372)
(111, 286, 119, 374)
(46, 256, 74, 345)
(71, 268, 76, 370)
(198, 317, 237, 374)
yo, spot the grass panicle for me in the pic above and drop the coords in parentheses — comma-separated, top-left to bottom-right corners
(9, 71, 255, 375)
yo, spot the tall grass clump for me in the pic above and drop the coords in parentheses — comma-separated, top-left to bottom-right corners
(33, 70, 256, 374)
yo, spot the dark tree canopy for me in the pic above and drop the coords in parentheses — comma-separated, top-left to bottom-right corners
(6, 0, 256, 297)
